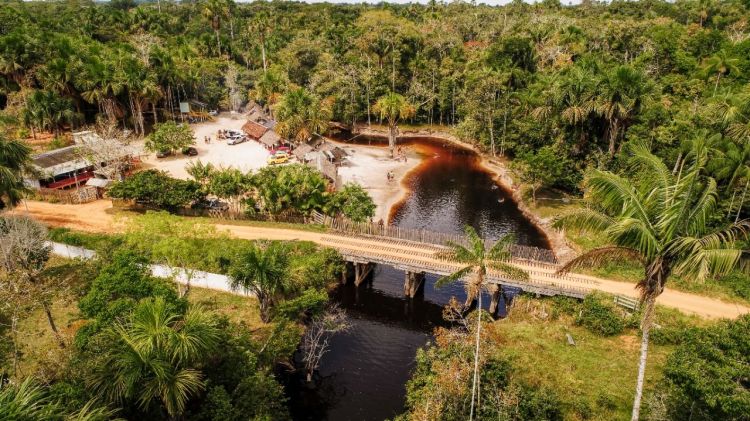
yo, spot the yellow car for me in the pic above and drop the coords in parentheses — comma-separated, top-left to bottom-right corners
(267, 152, 290, 165)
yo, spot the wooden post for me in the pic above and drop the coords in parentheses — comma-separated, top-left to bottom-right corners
(404, 271, 425, 298)
(354, 262, 374, 287)
(341, 262, 353, 285)
(488, 284, 503, 316)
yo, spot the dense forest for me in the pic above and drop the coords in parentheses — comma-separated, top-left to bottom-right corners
(2, 0, 750, 206)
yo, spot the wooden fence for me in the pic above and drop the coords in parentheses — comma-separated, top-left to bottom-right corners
(36, 186, 98, 204)
(310, 211, 558, 264)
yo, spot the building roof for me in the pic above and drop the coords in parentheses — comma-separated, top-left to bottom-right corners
(86, 177, 112, 188)
(292, 143, 314, 160)
(318, 143, 348, 161)
(259, 130, 281, 147)
(32, 146, 91, 177)
(242, 120, 269, 140)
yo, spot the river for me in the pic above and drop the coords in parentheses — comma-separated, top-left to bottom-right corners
(284, 136, 550, 420)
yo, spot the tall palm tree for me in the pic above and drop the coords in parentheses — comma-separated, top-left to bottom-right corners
(436, 227, 529, 421)
(274, 88, 332, 143)
(251, 66, 286, 117)
(553, 142, 749, 421)
(593, 65, 653, 156)
(228, 241, 291, 323)
(0, 136, 32, 209)
(373, 92, 415, 158)
(713, 137, 750, 221)
(88, 298, 220, 419)
(702, 50, 740, 95)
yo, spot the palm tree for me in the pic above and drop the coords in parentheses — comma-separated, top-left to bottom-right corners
(22, 90, 79, 137)
(436, 227, 529, 421)
(373, 92, 415, 158)
(0, 136, 32, 209)
(201, 0, 231, 54)
(87, 297, 220, 419)
(228, 241, 291, 323)
(553, 142, 749, 421)
(712, 137, 750, 222)
(250, 66, 287, 117)
(0, 378, 121, 420)
(274, 88, 332, 143)
(702, 50, 740, 95)
(593, 66, 653, 156)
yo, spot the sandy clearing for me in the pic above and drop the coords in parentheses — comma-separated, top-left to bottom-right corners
(138, 114, 272, 179)
(334, 142, 421, 221)
(13, 200, 750, 320)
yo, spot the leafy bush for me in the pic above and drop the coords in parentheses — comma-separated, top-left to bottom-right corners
(660, 315, 750, 420)
(575, 293, 625, 336)
(324, 183, 376, 222)
(76, 249, 185, 347)
(144, 121, 195, 153)
(108, 170, 204, 210)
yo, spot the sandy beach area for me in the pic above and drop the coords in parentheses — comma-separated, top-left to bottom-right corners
(138, 114, 272, 179)
(332, 141, 421, 221)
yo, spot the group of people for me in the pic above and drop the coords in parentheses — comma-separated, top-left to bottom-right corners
(203, 135, 211, 144)
(396, 146, 408, 162)
(387, 170, 395, 182)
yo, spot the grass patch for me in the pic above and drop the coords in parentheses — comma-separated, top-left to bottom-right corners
(188, 287, 265, 331)
(490, 295, 690, 420)
(104, 207, 329, 233)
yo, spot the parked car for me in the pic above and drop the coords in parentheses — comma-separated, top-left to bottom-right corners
(208, 109, 218, 116)
(267, 151, 290, 165)
(192, 198, 229, 211)
(271, 146, 291, 155)
(182, 147, 198, 156)
(156, 150, 172, 158)
(227, 135, 248, 145)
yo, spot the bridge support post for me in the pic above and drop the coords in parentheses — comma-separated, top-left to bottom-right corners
(341, 262, 353, 284)
(403, 271, 425, 298)
(354, 262, 374, 287)
(488, 284, 503, 316)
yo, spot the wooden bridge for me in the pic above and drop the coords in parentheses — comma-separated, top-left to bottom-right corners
(309, 213, 602, 312)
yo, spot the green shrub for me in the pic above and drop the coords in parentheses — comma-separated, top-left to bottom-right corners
(575, 293, 625, 336)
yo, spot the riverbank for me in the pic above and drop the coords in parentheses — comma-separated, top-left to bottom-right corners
(331, 140, 422, 221)
(348, 124, 577, 262)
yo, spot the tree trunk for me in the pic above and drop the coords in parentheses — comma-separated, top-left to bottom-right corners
(43, 302, 65, 348)
(261, 37, 267, 72)
(469, 290, 482, 420)
(714, 73, 721, 96)
(152, 102, 158, 124)
(488, 114, 495, 157)
(735, 179, 748, 223)
(389, 123, 397, 158)
(631, 296, 655, 421)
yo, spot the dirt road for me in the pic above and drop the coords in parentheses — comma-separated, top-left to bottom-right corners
(15, 200, 750, 319)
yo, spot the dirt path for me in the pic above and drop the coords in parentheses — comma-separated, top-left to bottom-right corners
(15, 200, 750, 320)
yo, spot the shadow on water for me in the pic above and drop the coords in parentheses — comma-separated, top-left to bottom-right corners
(283, 134, 547, 420)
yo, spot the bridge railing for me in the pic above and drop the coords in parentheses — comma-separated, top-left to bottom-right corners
(311, 211, 558, 264)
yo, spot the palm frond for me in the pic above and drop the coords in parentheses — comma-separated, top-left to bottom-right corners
(552, 207, 613, 232)
(437, 241, 475, 264)
(557, 246, 643, 274)
(486, 233, 515, 261)
(435, 265, 473, 288)
(487, 261, 530, 281)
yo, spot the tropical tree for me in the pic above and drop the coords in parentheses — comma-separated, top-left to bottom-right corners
(0, 136, 32, 209)
(250, 65, 287, 116)
(228, 241, 291, 323)
(0, 378, 120, 421)
(553, 142, 749, 421)
(22, 90, 79, 137)
(324, 183, 376, 222)
(87, 297, 220, 419)
(593, 66, 654, 156)
(145, 121, 195, 154)
(0, 216, 64, 348)
(373, 92, 415, 158)
(702, 50, 740, 95)
(436, 227, 529, 421)
(274, 87, 332, 143)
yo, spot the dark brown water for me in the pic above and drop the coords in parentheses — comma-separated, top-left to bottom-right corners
(284, 135, 549, 420)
